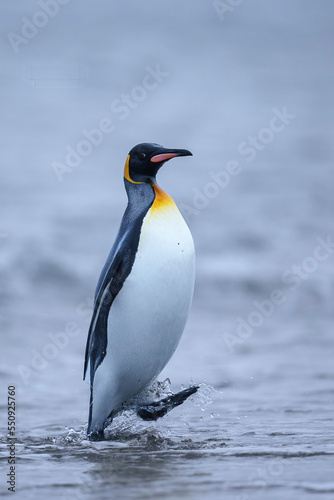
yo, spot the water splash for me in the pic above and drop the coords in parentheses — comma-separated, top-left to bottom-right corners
(191, 383, 220, 411)
(23, 380, 223, 451)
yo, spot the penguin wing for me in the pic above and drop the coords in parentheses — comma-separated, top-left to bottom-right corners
(83, 231, 137, 382)
(84, 183, 155, 382)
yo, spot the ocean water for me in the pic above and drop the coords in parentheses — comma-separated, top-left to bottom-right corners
(1, 1, 334, 498)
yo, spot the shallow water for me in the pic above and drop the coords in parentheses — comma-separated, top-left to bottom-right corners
(2, 378, 334, 499)
(1, 1, 334, 498)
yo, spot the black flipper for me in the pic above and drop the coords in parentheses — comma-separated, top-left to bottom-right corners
(84, 184, 155, 382)
(84, 183, 155, 436)
(137, 386, 199, 421)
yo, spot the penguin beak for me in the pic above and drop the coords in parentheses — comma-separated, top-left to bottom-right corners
(150, 148, 192, 163)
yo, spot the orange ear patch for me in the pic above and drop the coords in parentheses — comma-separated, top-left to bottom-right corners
(151, 185, 176, 213)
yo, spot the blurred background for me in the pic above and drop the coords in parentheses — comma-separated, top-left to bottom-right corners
(1, 1, 334, 498)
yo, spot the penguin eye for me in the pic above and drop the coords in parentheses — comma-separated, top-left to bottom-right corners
(138, 153, 146, 161)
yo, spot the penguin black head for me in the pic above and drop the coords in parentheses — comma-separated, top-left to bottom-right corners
(124, 143, 192, 184)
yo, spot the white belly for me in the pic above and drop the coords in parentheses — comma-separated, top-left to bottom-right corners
(91, 203, 195, 427)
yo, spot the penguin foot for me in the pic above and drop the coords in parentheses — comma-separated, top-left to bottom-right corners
(88, 429, 105, 441)
(137, 385, 199, 421)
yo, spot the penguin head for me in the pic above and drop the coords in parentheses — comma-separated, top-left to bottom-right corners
(124, 143, 192, 184)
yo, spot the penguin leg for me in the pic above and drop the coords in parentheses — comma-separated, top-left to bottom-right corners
(137, 386, 199, 421)
(87, 414, 115, 441)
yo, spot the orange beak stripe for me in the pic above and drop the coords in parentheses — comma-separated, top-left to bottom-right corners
(150, 153, 179, 163)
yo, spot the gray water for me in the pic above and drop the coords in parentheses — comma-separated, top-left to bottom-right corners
(1, 1, 334, 498)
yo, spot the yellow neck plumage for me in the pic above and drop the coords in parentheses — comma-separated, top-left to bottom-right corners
(124, 155, 142, 184)
(123, 155, 176, 213)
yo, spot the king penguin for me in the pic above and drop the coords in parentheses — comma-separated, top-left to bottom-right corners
(84, 143, 196, 440)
